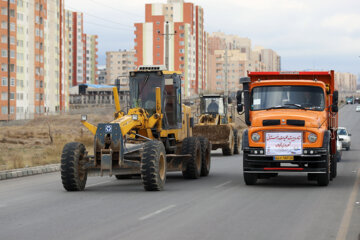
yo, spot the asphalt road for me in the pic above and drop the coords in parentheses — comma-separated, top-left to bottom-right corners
(1, 105, 360, 240)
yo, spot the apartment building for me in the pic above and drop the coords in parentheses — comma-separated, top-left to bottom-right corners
(0, 2, 98, 120)
(207, 32, 281, 94)
(335, 72, 357, 93)
(106, 50, 136, 86)
(0, 0, 67, 120)
(134, 0, 208, 97)
(65, 10, 98, 87)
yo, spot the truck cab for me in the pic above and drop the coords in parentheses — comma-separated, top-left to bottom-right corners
(237, 71, 339, 186)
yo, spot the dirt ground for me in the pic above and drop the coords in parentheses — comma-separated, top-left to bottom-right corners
(0, 111, 113, 171)
(0, 107, 246, 171)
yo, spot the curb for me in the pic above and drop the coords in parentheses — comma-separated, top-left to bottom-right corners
(0, 164, 60, 181)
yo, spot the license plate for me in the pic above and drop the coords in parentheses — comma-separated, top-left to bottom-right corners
(274, 156, 294, 161)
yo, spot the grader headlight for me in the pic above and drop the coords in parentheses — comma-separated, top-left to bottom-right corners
(81, 115, 87, 122)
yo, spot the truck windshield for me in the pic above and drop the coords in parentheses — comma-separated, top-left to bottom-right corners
(251, 86, 325, 111)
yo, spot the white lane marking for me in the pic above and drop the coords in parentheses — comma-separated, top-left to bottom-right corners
(336, 169, 360, 240)
(139, 205, 176, 221)
(214, 180, 232, 189)
(87, 181, 112, 188)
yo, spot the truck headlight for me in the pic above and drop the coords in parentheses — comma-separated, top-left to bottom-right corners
(132, 114, 139, 120)
(251, 133, 261, 142)
(308, 133, 317, 143)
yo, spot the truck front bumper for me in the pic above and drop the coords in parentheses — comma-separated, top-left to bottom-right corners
(243, 147, 328, 174)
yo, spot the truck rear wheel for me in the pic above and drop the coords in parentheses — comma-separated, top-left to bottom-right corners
(330, 155, 337, 180)
(61, 142, 88, 191)
(234, 129, 241, 155)
(199, 137, 211, 177)
(181, 137, 202, 179)
(141, 140, 167, 191)
(317, 144, 330, 186)
(222, 133, 235, 156)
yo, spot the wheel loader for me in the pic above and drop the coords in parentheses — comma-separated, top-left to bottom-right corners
(60, 66, 211, 191)
(193, 94, 240, 156)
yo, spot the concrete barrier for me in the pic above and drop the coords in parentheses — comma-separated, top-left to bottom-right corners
(0, 164, 60, 181)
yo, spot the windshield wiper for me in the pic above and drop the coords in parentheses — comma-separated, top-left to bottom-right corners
(265, 105, 287, 110)
(284, 104, 307, 110)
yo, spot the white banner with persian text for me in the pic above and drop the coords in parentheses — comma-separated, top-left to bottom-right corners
(265, 132, 303, 156)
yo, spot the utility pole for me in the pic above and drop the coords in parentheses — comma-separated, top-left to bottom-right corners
(224, 44, 228, 97)
(7, 0, 10, 121)
(158, 21, 176, 70)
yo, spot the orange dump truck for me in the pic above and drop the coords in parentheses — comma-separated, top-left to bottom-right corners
(237, 71, 339, 186)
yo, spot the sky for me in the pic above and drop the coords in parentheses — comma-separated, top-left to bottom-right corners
(67, 0, 360, 76)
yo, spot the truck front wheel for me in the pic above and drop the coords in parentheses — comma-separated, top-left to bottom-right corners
(317, 144, 330, 186)
(244, 173, 258, 185)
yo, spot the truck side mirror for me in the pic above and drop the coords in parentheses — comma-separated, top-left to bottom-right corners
(236, 90, 243, 113)
(332, 90, 339, 113)
(333, 90, 339, 104)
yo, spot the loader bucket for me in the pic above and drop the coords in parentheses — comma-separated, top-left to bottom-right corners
(193, 125, 233, 150)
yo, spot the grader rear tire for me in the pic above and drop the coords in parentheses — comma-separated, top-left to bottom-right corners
(115, 175, 133, 180)
(199, 137, 211, 177)
(61, 142, 87, 191)
(181, 137, 202, 179)
(141, 140, 167, 191)
(234, 129, 241, 155)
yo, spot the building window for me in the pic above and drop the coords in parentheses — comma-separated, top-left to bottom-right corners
(1, 106, 7, 114)
(2, 77, 7, 86)
(10, 78, 15, 86)
(1, 35, 6, 43)
(1, 92, 7, 100)
(1, 21, 7, 29)
(1, 49, 7, 57)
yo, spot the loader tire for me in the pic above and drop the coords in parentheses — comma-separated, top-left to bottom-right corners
(199, 137, 211, 177)
(141, 140, 167, 191)
(181, 137, 202, 179)
(61, 142, 87, 191)
(234, 129, 240, 155)
(222, 132, 235, 156)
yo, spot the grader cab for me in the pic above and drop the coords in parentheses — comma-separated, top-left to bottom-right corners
(61, 66, 211, 191)
(193, 94, 240, 156)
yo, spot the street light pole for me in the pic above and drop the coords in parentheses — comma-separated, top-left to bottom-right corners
(158, 21, 177, 70)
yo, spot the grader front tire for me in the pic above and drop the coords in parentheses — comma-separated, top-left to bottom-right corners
(141, 141, 167, 191)
(61, 142, 88, 191)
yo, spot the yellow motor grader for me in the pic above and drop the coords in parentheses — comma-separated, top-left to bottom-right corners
(60, 66, 211, 191)
(193, 94, 240, 156)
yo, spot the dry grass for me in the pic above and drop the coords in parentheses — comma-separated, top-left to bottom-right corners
(0, 112, 113, 170)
